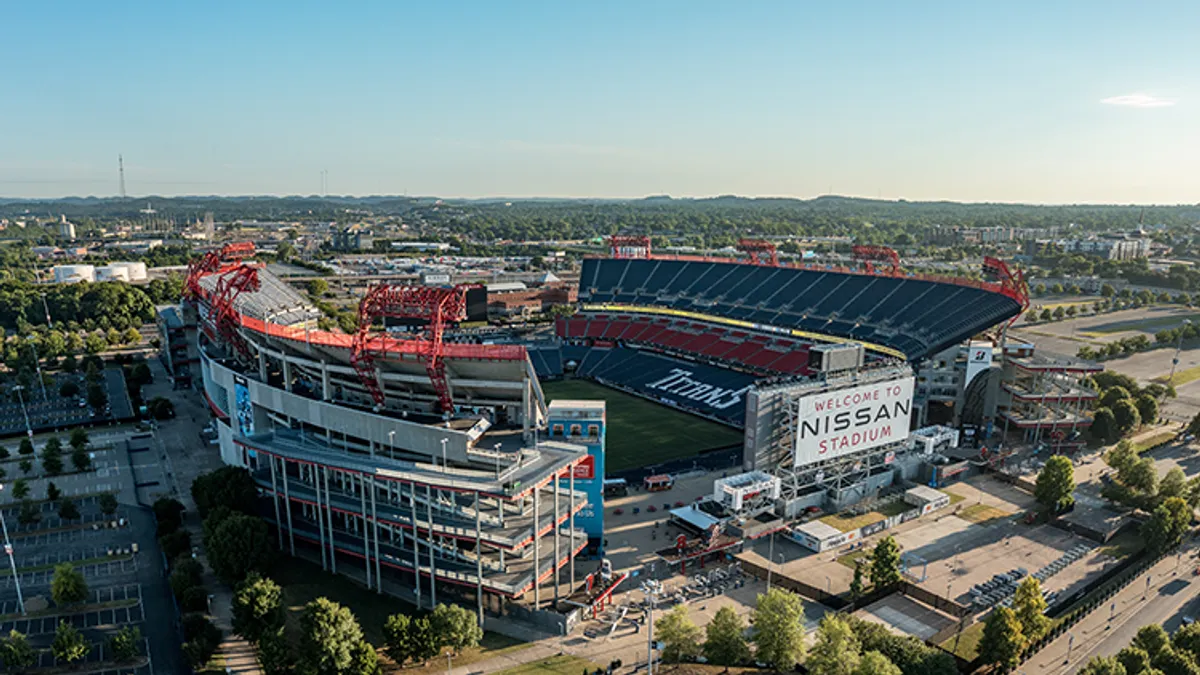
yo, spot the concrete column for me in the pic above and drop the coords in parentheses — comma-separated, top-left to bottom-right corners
(316, 463, 327, 570)
(411, 481, 422, 609)
(533, 485, 540, 608)
(321, 360, 331, 401)
(475, 490, 484, 625)
(270, 455, 283, 550)
(360, 475, 372, 589)
(282, 457, 295, 556)
(282, 358, 292, 392)
(258, 351, 267, 381)
(324, 467, 337, 574)
(569, 468, 575, 590)
(427, 483, 437, 608)
(371, 477, 382, 593)
(554, 471, 561, 606)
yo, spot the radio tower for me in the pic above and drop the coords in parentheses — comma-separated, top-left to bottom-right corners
(118, 155, 127, 199)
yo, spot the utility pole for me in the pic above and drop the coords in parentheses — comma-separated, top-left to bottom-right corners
(0, 483, 25, 615)
(642, 580, 660, 675)
(119, 155, 127, 199)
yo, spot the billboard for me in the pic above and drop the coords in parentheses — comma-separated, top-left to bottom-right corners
(795, 376, 914, 465)
(964, 343, 993, 389)
(233, 375, 254, 437)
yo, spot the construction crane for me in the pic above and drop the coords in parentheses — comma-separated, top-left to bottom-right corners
(349, 284, 479, 413)
(207, 265, 261, 360)
(736, 238, 780, 266)
(982, 256, 1030, 326)
(852, 245, 901, 276)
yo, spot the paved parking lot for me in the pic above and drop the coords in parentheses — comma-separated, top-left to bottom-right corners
(2, 557, 138, 591)
(0, 368, 134, 435)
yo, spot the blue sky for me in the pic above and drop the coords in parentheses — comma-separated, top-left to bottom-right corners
(2, 1, 1197, 202)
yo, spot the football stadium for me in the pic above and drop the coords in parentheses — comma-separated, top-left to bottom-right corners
(168, 237, 1029, 624)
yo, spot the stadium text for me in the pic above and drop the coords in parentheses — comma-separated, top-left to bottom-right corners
(794, 377, 914, 465)
(644, 368, 750, 410)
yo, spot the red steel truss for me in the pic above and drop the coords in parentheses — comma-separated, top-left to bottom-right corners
(982, 256, 1030, 324)
(350, 284, 480, 412)
(609, 235, 651, 259)
(736, 238, 780, 266)
(208, 265, 262, 360)
(852, 245, 902, 276)
(185, 241, 257, 300)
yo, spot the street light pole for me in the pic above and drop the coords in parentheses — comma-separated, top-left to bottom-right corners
(27, 337, 47, 402)
(766, 531, 776, 591)
(1167, 320, 1192, 401)
(0, 484, 26, 615)
(12, 385, 32, 440)
(440, 438, 448, 468)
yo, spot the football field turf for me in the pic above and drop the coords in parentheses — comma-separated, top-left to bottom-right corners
(539, 378, 743, 472)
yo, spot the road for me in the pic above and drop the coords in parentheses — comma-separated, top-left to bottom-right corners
(1024, 546, 1200, 673)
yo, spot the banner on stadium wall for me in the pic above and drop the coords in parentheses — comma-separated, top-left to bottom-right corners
(964, 344, 993, 389)
(794, 376, 914, 465)
(233, 375, 254, 437)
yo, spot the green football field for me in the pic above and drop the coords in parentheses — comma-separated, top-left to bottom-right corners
(539, 378, 744, 472)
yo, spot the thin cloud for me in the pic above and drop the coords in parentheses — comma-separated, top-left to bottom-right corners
(1101, 93, 1176, 108)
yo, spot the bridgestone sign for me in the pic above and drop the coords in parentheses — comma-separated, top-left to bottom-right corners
(794, 376, 914, 465)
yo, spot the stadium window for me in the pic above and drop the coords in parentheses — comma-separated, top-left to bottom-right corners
(552, 424, 564, 436)
(588, 425, 599, 438)
(570, 424, 582, 437)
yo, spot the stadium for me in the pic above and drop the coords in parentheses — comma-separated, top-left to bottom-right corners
(169, 237, 1030, 623)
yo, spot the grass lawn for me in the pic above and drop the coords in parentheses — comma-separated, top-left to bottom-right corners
(836, 548, 871, 571)
(943, 489, 967, 506)
(819, 511, 885, 533)
(270, 556, 530, 673)
(1081, 313, 1200, 336)
(1155, 363, 1200, 386)
(1132, 429, 1179, 453)
(540, 379, 743, 472)
(494, 654, 602, 675)
(941, 620, 984, 660)
(1099, 530, 1145, 560)
(957, 503, 1012, 524)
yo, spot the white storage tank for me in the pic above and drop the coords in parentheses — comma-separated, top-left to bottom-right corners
(53, 264, 95, 284)
(96, 265, 131, 282)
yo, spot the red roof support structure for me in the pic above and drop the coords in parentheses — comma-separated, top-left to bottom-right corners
(609, 235, 651, 259)
(208, 265, 261, 360)
(736, 238, 780, 266)
(350, 283, 480, 412)
(982, 256, 1030, 325)
(852, 245, 902, 276)
(185, 241, 257, 300)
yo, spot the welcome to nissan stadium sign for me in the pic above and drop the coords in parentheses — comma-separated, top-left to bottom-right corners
(794, 376, 914, 465)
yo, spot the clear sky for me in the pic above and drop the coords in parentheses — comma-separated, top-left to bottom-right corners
(2, 1, 1198, 203)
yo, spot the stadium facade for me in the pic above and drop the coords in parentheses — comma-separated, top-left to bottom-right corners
(172, 244, 602, 621)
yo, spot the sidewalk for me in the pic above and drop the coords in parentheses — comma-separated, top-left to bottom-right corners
(190, 528, 264, 674)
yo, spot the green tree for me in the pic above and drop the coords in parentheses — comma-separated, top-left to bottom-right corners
(129, 362, 152, 385)
(153, 497, 186, 535)
(109, 625, 142, 662)
(1107, 440, 1137, 474)
(1041, 308, 1053, 321)
(407, 616, 440, 665)
(58, 498, 80, 521)
(654, 604, 703, 663)
(703, 606, 750, 666)
(84, 332, 106, 354)
(1126, 458, 1160, 495)
(121, 327, 142, 344)
(1035, 455, 1076, 513)
(1134, 625, 1172, 658)
(46, 481, 61, 502)
(51, 620, 89, 664)
(850, 562, 866, 601)
(18, 459, 31, 475)
(1101, 386, 1132, 409)
(1080, 655, 1128, 675)
(1113, 399, 1142, 434)
(299, 598, 366, 675)
(258, 627, 294, 675)
(808, 614, 862, 675)
(855, 651, 902, 675)
(870, 536, 902, 588)
(1053, 306, 1066, 320)
(182, 613, 222, 670)
(159, 529, 192, 560)
(191, 466, 259, 516)
(1117, 646, 1153, 675)
(751, 588, 806, 671)
(1152, 647, 1200, 675)
(232, 574, 285, 644)
(105, 327, 122, 346)
(17, 438, 33, 455)
(1143, 497, 1192, 553)
(71, 447, 90, 472)
(1093, 407, 1119, 443)
(99, 492, 118, 515)
(1012, 576, 1051, 643)
(978, 606, 1025, 670)
(349, 640, 382, 675)
(383, 613, 414, 666)
(307, 279, 329, 297)
(1136, 395, 1159, 426)
(17, 500, 39, 526)
(429, 603, 482, 655)
(1, 629, 37, 672)
(68, 427, 88, 451)
(51, 563, 88, 605)
(41, 452, 63, 476)
(1174, 623, 1200, 661)
(10, 478, 29, 500)
(86, 383, 107, 409)
(1160, 468, 1190, 502)
(204, 513, 275, 583)
(170, 557, 204, 600)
